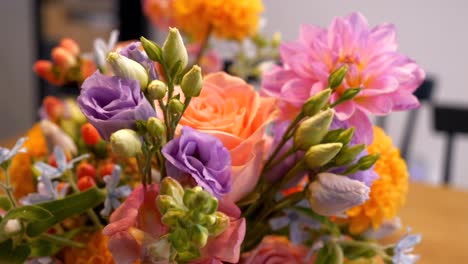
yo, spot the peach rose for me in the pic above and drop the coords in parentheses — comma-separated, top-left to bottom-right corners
(241, 236, 313, 264)
(180, 72, 276, 202)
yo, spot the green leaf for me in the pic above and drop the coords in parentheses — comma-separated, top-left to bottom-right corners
(29, 229, 85, 257)
(169, 60, 183, 81)
(26, 187, 105, 237)
(2, 205, 53, 222)
(0, 239, 30, 264)
(0, 196, 11, 210)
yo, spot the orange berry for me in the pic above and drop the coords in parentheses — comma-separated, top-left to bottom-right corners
(43, 96, 64, 122)
(81, 123, 101, 146)
(60, 38, 80, 56)
(77, 176, 95, 191)
(48, 154, 57, 168)
(99, 163, 115, 177)
(52, 47, 76, 71)
(77, 162, 96, 180)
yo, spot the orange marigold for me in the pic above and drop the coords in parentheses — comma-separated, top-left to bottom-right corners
(6, 123, 48, 199)
(62, 231, 115, 264)
(345, 126, 409, 234)
(172, 0, 263, 41)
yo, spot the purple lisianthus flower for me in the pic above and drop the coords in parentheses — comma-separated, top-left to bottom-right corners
(78, 71, 156, 140)
(120, 41, 157, 80)
(162, 126, 232, 198)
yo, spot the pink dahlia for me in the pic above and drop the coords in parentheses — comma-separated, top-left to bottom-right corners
(261, 12, 425, 143)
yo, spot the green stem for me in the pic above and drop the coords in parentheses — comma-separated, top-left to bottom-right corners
(65, 171, 103, 229)
(194, 26, 212, 66)
(264, 146, 295, 173)
(1, 163, 17, 208)
(39, 233, 85, 248)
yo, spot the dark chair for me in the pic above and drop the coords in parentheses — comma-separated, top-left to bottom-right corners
(433, 104, 468, 185)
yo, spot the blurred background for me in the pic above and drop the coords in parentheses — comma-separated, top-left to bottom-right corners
(0, 0, 467, 189)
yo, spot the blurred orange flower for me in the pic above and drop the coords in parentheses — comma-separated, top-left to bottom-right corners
(62, 231, 115, 264)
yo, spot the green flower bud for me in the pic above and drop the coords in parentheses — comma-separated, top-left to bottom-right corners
(302, 89, 332, 116)
(181, 65, 203, 97)
(201, 214, 217, 226)
(321, 129, 345, 143)
(191, 224, 209, 248)
(170, 228, 191, 252)
(168, 98, 184, 115)
(147, 80, 168, 100)
(358, 153, 380, 170)
(336, 128, 355, 145)
(157, 195, 182, 214)
(107, 52, 149, 90)
(294, 109, 335, 150)
(160, 177, 185, 204)
(209, 212, 230, 236)
(140, 36, 162, 62)
(328, 64, 349, 89)
(183, 187, 217, 214)
(305, 143, 343, 169)
(161, 209, 185, 228)
(334, 144, 365, 166)
(332, 88, 361, 107)
(147, 117, 166, 139)
(162, 28, 188, 76)
(110, 129, 142, 157)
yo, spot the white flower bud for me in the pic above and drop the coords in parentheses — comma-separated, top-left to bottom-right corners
(110, 129, 142, 157)
(307, 172, 369, 216)
(107, 52, 149, 90)
(4, 219, 22, 235)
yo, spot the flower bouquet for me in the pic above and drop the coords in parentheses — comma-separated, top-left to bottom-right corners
(0, 2, 424, 263)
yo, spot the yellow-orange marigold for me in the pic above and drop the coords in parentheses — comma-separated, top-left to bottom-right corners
(0, 123, 48, 199)
(345, 126, 409, 234)
(172, 0, 263, 41)
(62, 231, 115, 264)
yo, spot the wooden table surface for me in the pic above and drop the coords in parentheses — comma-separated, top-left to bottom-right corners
(1, 137, 467, 263)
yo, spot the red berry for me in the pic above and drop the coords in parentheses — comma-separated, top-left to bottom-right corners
(77, 176, 95, 191)
(77, 162, 96, 180)
(43, 96, 64, 122)
(99, 163, 115, 177)
(48, 154, 57, 167)
(81, 123, 101, 146)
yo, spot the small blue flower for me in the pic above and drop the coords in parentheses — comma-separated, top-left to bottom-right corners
(100, 165, 131, 217)
(34, 146, 89, 179)
(0, 137, 27, 165)
(21, 181, 69, 205)
(269, 203, 321, 245)
(94, 30, 119, 70)
(393, 229, 422, 264)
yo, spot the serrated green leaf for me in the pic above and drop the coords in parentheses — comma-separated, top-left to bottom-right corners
(26, 188, 105, 237)
(0, 239, 30, 264)
(0, 196, 11, 210)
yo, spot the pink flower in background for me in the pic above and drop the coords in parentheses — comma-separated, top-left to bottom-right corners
(261, 12, 425, 143)
(241, 236, 314, 264)
(187, 43, 223, 75)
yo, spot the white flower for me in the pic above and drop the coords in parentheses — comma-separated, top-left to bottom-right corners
(94, 30, 119, 70)
(393, 229, 422, 264)
(0, 137, 27, 164)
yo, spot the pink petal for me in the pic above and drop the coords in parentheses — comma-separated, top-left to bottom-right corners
(347, 109, 373, 144)
(356, 94, 393, 115)
(202, 218, 246, 263)
(107, 231, 141, 264)
(299, 24, 325, 46)
(389, 91, 420, 111)
(280, 78, 314, 106)
(334, 100, 356, 120)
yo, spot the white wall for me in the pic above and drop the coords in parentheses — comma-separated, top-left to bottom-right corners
(263, 0, 468, 188)
(0, 0, 36, 140)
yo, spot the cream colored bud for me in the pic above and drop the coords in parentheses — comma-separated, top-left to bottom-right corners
(4, 219, 21, 235)
(110, 129, 142, 157)
(147, 117, 166, 138)
(147, 80, 168, 100)
(162, 28, 188, 76)
(107, 52, 149, 90)
(307, 172, 369, 216)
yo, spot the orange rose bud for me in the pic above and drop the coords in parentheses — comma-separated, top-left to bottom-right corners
(60, 38, 80, 56)
(77, 162, 96, 180)
(43, 96, 64, 122)
(52, 47, 77, 71)
(81, 123, 101, 145)
(99, 163, 115, 177)
(77, 176, 96, 191)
